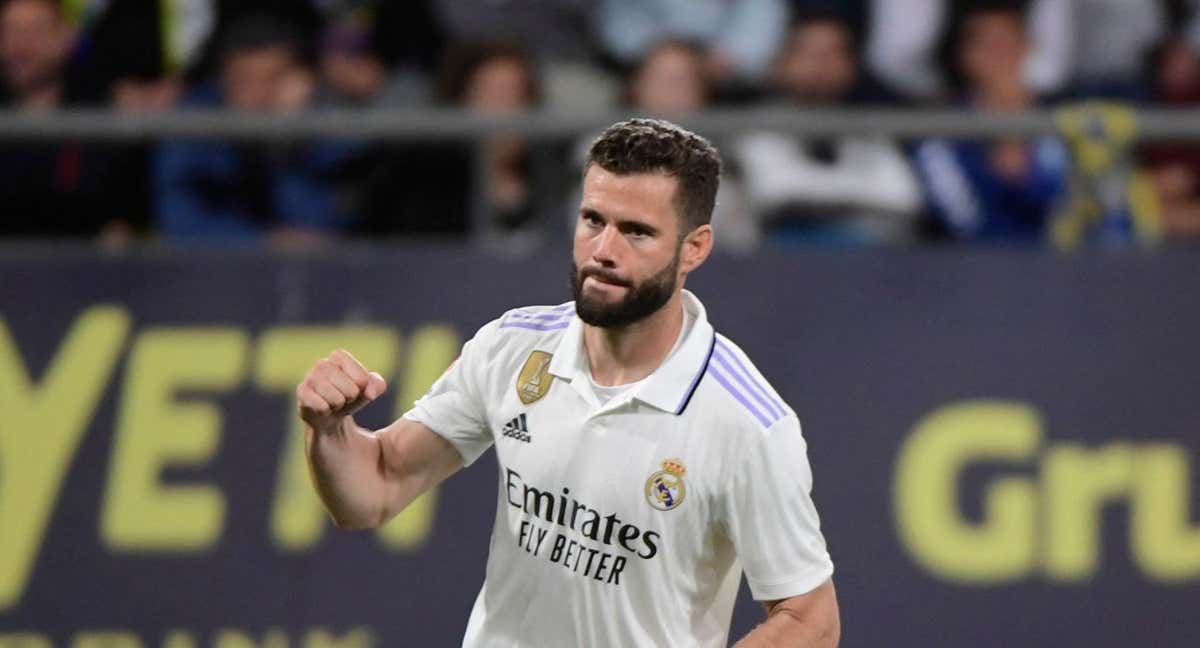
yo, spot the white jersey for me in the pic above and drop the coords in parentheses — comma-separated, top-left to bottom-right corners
(403, 290, 833, 647)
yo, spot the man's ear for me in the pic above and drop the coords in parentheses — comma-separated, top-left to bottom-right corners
(680, 224, 714, 274)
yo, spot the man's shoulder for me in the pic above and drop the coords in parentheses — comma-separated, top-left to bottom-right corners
(468, 301, 576, 352)
(692, 332, 795, 433)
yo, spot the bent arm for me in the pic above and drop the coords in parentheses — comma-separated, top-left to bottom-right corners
(305, 415, 462, 529)
(735, 579, 841, 648)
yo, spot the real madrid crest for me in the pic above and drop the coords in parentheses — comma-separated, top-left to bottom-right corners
(516, 351, 554, 404)
(645, 459, 687, 511)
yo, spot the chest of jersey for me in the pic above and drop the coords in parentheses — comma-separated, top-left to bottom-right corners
(483, 364, 725, 591)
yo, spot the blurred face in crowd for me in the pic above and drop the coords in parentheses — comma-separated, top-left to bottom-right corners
(222, 44, 305, 111)
(464, 56, 534, 114)
(775, 19, 856, 104)
(959, 11, 1028, 93)
(572, 166, 696, 328)
(0, 0, 72, 98)
(629, 42, 707, 113)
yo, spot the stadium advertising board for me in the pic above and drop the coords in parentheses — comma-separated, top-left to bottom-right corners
(0, 247, 1196, 647)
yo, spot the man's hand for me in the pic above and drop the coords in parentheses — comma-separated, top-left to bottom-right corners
(297, 349, 388, 435)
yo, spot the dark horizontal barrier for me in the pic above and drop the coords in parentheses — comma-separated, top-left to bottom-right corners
(0, 246, 1197, 647)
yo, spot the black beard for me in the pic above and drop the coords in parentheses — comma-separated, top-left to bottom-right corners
(570, 251, 680, 329)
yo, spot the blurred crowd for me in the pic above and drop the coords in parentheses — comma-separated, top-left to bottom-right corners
(2, 0, 1200, 249)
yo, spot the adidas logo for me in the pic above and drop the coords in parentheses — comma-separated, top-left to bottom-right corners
(501, 413, 531, 443)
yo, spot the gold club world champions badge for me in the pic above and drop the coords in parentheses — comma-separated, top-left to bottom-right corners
(645, 459, 687, 511)
(516, 351, 554, 404)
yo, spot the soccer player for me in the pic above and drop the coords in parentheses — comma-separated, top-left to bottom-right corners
(297, 119, 839, 647)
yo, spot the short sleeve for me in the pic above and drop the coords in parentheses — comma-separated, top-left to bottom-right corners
(722, 416, 834, 601)
(401, 321, 497, 466)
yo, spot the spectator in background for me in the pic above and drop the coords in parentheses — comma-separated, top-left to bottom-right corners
(865, 0, 1073, 101)
(155, 14, 357, 244)
(1142, 33, 1200, 241)
(596, 0, 789, 87)
(0, 0, 144, 239)
(317, 2, 446, 107)
(913, 0, 1069, 242)
(734, 10, 922, 245)
(431, 0, 614, 111)
(357, 39, 560, 247)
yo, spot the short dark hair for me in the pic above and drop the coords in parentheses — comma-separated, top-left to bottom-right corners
(219, 13, 305, 65)
(585, 118, 722, 233)
(435, 38, 540, 106)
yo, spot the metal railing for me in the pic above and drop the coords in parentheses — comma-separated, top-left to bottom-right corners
(0, 106, 1196, 142)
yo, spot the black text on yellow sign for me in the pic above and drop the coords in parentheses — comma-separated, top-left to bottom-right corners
(894, 400, 1200, 584)
(0, 306, 461, 612)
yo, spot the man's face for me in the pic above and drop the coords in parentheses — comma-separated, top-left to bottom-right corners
(631, 44, 706, 113)
(776, 21, 856, 104)
(959, 12, 1028, 90)
(571, 166, 686, 328)
(0, 0, 70, 97)
(222, 45, 301, 111)
(465, 56, 532, 114)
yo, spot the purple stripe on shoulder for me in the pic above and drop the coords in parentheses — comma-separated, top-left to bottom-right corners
(552, 303, 575, 311)
(714, 339, 786, 416)
(711, 349, 785, 420)
(707, 364, 773, 428)
(499, 320, 571, 331)
(508, 310, 574, 322)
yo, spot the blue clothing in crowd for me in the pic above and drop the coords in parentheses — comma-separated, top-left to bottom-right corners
(154, 85, 358, 242)
(913, 137, 1070, 242)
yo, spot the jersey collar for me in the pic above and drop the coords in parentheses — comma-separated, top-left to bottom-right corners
(546, 290, 716, 415)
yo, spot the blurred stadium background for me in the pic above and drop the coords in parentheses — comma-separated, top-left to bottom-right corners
(0, 0, 1198, 646)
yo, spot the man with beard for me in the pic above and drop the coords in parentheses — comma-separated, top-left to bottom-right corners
(296, 119, 839, 647)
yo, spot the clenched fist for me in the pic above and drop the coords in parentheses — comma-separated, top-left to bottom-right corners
(297, 349, 388, 434)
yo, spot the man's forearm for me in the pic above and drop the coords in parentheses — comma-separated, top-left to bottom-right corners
(734, 582, 841, 648)
(734, 608, 838, 648)
(304, 416, 388, 529)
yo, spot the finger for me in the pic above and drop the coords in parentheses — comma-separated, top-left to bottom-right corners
(363, 371, 387, 400)
(296, 384, 329, 414)
(309, 379, 347, 410)
(319, 364, 361, 400)
(330, 349, 370, 387)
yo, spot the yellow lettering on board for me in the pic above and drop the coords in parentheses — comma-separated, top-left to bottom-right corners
(1042, 443, 1135, 581)
(0, 306, 130, 610)
(303, 627, 374, 648)
(0, 633, 53, 648)
(71, 631, 143, 648)
(894, 401, 1040, 583)
(101, 329, 248, 551)
(212, 629, 288, 648)
(1131, 444, 1200, 582)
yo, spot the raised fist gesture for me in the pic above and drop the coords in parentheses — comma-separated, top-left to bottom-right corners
(297, 349, 388, 435)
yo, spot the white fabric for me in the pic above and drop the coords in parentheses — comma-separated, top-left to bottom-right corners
(404, 290, 833, 647)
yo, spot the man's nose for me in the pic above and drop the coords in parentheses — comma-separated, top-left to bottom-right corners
(592, 225, 621, 266)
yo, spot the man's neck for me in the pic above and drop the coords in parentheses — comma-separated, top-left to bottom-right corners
(583, 293, 685, 387)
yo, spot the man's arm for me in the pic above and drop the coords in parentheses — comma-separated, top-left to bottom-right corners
(297, 349, 463, 529)
(734, 579, 840, 648)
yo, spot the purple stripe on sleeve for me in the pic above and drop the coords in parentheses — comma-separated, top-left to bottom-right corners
(714, 339, 786, 416)
(707, 364, 773, 428)
(711, 349, 784, 420)
(499, 321, 571, 331)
